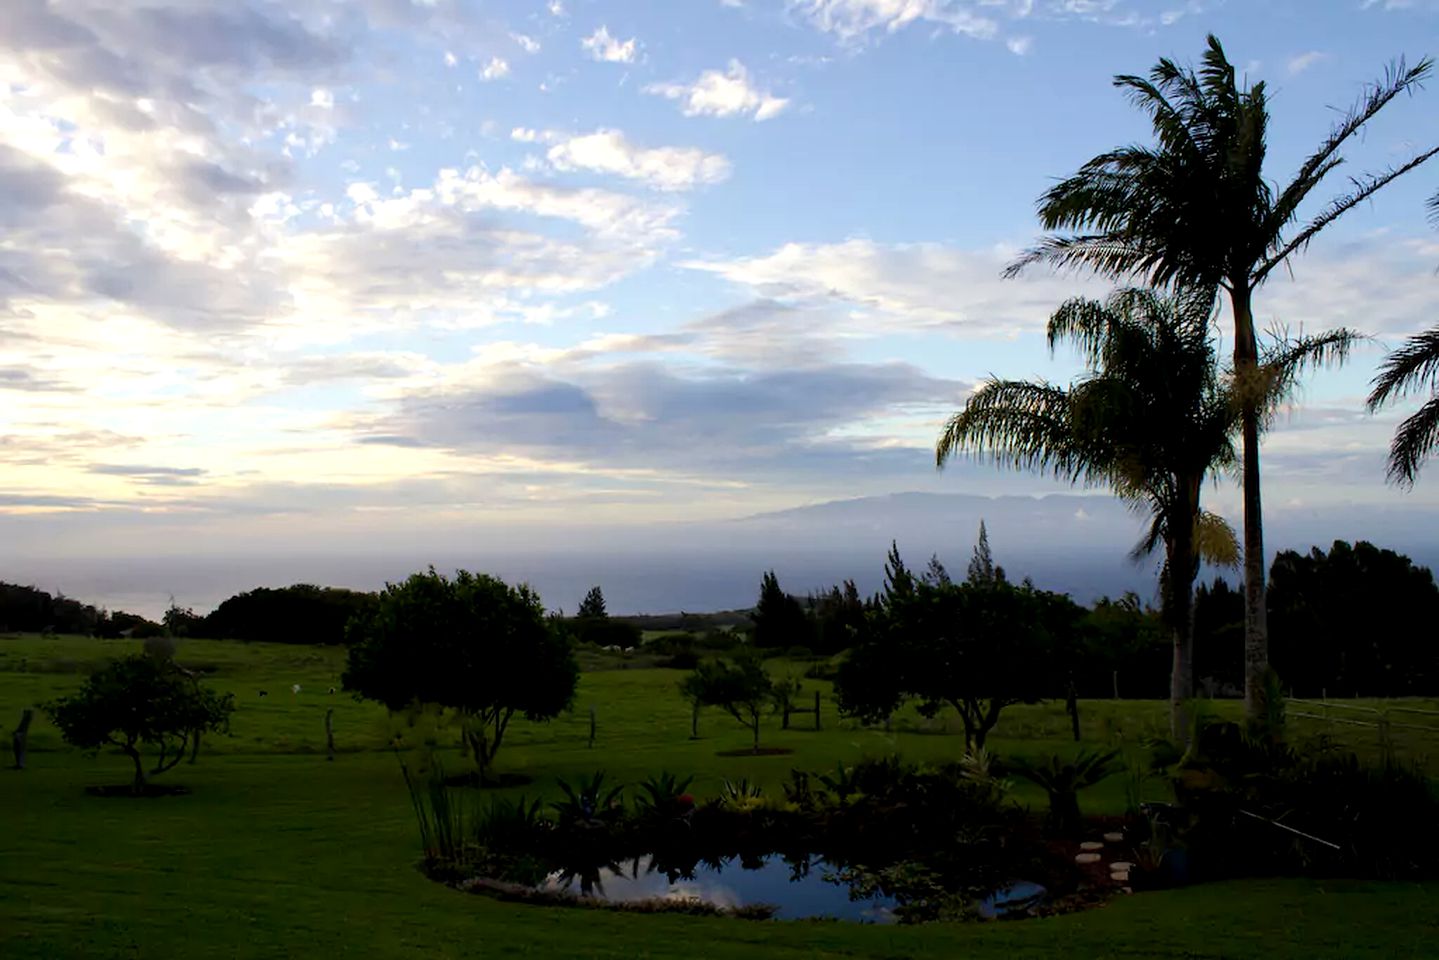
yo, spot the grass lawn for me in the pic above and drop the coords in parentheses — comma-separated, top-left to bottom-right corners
(2, 634, 1437, 959)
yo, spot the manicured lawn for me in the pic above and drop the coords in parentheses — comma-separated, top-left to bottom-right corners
(2, 634, 1437, 958)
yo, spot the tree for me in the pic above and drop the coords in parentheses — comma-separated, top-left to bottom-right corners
(966, 521, 995, 585)
(1269, 540, 1439, 697)
(577, 586, 608, 621)
(750, 570, 811, 649)
(197, 584, 377, 645)
(678, 655, 775, 752)
(808, 580, 870, 654)
(938, 288, 1238, 737)
(836, 545, 1071, 750)
(47, 654, 233, 794)
(342, 569, 578, 782)
(1369, 329, 1439, 486)
(1007, 35, 1435, 721)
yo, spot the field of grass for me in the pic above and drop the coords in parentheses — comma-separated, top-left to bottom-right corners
(3, 633, 1438, 959)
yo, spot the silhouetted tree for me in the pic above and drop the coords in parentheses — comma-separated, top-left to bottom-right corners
(750, 570, 810, 649)
(1369, 329, 1439, 485)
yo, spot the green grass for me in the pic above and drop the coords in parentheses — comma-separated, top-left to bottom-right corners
(2, 633, 1438, 959)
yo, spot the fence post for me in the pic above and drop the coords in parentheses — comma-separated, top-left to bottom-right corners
(690, 701, 700, 740)
(325, 708, 335, 761)
(588, 705, 597, 749)
(11, 709, 33, 770)
(1112, 671, 1120, 701)
(814, 690, 822, 731)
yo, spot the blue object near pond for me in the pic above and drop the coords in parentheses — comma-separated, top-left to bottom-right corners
(544, 855, 1049, 923)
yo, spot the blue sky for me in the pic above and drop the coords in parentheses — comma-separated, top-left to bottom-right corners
(3, 0, 1439, 568)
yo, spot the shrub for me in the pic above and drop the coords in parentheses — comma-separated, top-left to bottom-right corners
(1009, 750, 1120, 838)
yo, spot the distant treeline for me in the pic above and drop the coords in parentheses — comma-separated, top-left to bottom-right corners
(3, 537, 1435, 695)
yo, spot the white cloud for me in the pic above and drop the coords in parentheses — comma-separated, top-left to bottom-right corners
(511, 127, 542, 143)
(546, 130, 731, 191)
(1006, 35, 1033, 55)
(310, 88, 335, 109)
(548, 0, 566, 15)
(581, 26, 637, 64)
(512, 33, 541, 54)
(481, 56, 510, 80)
(645, 61, 789, 121)
(1287, 50, 1327, 75)
(444, 50, 459, 66)
(684, 238, 1108, 335)
(789, 0, 1001, 43)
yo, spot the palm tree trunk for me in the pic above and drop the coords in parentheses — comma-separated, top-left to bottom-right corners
(1230, 284, 1269, 723)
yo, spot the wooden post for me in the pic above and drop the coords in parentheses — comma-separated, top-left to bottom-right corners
(690, 701, 700, 740)
(813, 691, 821, 731)
(1112, 671, 1120, 701)
(588, 705, 596, 749)
(11, 709, 33, 770)
(782, 701, 790, 730)
(325, 709, 335, 762)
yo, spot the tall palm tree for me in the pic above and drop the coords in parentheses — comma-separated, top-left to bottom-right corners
(937, 288, 1237, 737)
(1368, 328, 1439, 485)
(1006, 35, 1437, 721)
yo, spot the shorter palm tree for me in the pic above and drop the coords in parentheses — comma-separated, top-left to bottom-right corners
(1368, 328, 1439, 486)
(939, 288, 1237, 739)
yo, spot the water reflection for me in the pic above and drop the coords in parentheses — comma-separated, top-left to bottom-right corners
(545, 854, 897, 923)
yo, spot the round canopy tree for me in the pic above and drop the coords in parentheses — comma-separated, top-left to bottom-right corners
(47, 654, 234, 794)
(342, 569, 578, 782)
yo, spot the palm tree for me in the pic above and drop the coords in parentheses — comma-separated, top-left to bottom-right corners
(938, 288, 1237, 738)
(1368, 329, 1439, 485)
(1006, 35, 1437, 721)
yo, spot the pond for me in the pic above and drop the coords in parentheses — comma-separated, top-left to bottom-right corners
(543, 854, 1049, 923)
(544, 854, 898, 922)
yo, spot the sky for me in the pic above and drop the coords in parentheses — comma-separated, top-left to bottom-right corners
(3, 0, 1439, 611)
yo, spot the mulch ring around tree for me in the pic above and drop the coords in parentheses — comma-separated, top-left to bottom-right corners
(714, 747, 794, 757)
(85, 784, 192, 798)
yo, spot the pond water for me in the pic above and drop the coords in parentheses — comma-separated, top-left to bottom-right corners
(544, 855, 897, 922)
(544, 855, 1050, 923)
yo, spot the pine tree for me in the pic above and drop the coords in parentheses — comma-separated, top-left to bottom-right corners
(577, 586, 607, 621)
(966, 521, 996, 586)
(883, 541, 915, 604)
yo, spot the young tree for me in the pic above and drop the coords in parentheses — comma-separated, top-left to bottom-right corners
(342, 569, 578, 782)
(47, 655, 234, 794)
(678, 655, 776, 752)
(1008, 35, 1433, 720)
(750, 570, 810, 649)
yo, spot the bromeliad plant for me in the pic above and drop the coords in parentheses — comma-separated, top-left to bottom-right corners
(1010, 749, 1121, 838)
(553, 770, 625, 827)
(634, 771, 695, 821)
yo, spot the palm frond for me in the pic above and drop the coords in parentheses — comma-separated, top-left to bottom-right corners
(1368, 329, 1439, 409)
(1385, 396, 1439, 487)
(1248, 328, 1362, 419)
(1266, 56, 1433, 242)
(1258, 148, 1439, 281)
(1196, 511, 1239, 567)
(936, 380, 1091, 480)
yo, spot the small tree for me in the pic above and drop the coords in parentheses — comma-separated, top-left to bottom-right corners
(47, 655, 233, 794)
(343, 569, 578, 782)
(679, 655, 775, 752)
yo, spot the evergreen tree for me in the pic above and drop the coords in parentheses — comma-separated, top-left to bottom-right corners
(577, 586, 608, 621)
(966, 521, 995, 586)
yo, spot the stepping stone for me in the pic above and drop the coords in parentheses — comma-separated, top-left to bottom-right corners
(1103, 832, 1124, 843)
(1079, 841, 1104, 851)
(1110, 871, 1130, 882)
(1109, 861, 1133, 871)
(1075, 853, 1102, 865)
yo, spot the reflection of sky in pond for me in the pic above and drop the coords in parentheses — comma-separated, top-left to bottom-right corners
(545, 855, 896, 923)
